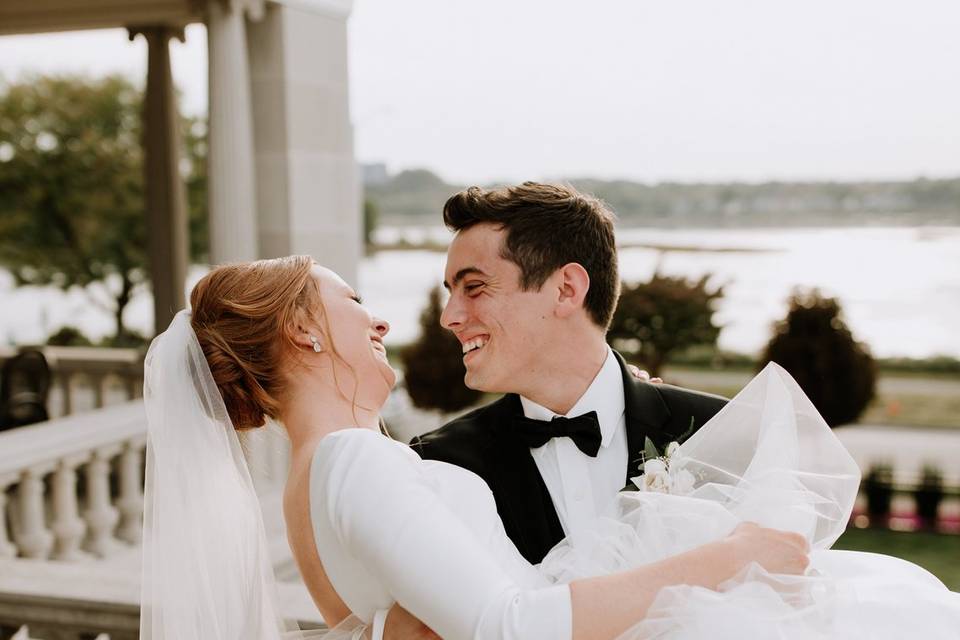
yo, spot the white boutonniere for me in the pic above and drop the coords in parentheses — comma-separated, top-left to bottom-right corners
(629, 418, 698, 495)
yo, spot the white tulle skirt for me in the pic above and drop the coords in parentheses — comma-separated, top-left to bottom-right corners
(539, 492, 960, 639)
(538, 363, 960, 639)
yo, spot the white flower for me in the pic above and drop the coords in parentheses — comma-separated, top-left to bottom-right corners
(671, 468, 696, 495)
(643, 458, 667, 476)
(639, 468, 671, 493)
(630, 440, 691, 494)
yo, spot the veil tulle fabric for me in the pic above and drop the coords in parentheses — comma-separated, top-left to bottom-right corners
(140, 311, 380, 640)
(540, 362, 863, 585)
(540, 363, 960, 638)
(141, 310, 292, 639)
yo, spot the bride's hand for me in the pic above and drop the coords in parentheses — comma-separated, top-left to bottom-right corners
(725, 522, 810, 576)
(627, 364, 662, 384)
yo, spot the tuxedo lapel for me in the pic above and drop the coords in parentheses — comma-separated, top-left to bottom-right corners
(614, 351, 672, 485)
(486, 395, 566, 564)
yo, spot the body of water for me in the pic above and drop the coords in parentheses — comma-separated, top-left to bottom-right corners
(2, 226, 958, 359)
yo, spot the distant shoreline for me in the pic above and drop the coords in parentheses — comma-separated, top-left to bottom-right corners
(369, 240, 782, 254)
(378, 217, 960, 231)
(369, 222, 958, 254)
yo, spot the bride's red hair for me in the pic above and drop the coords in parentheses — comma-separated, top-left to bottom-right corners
(189, 255, 321, 430)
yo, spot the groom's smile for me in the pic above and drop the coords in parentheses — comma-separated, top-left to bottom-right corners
(441, 223, 557, 395)
(461, 334, 489, 357)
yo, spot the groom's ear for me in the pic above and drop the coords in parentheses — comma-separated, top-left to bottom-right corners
(554, 262, 590, 319)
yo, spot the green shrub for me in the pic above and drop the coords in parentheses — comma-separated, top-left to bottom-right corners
(915, 465, 944, 525)
(864, 463, 894, 521)
(759, 289, 876, 427)
(608, 272, 724, 377)
(400, 287, 482, 412)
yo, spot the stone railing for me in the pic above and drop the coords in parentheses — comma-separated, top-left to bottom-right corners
(12, 628, 108, 640)
(0, 345, 145, 419)
(0, 400, 323, 638)
(0, 402, 146, 561)
(0, 557, 323, 640)
(7, 625, 107, 640)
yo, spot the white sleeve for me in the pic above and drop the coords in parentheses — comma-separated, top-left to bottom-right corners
(312, 429, 572, 640)
(370, 609, 388, 640)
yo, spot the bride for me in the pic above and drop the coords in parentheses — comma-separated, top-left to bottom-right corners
(140, 255, 960, 639)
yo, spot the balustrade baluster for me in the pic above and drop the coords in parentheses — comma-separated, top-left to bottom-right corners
(92, 373, 106, 409)
(124, 373, 138, 401)
(59, 372, 73, 416)
(50, 457, 87, 560)
(115, 440, 144, 544)
(0, 477, 17, 558)
(82, 449, 120, 557)
(14, 468, 53, 559)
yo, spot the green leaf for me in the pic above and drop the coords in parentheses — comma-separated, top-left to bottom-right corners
(677, 416, 698, 443)
(643, 436, 660, 461)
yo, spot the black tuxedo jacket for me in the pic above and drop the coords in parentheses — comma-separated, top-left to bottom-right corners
(409, 352, 728, 565)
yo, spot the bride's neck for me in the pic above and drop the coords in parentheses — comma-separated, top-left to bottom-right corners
(281, 370, 381, 450)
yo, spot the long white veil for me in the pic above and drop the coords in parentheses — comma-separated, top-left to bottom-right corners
(140, 310, 289, 639)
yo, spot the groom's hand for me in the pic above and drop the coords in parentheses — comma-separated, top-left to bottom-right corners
(627, 364, 662, 384)
(383, 603, 440, 640)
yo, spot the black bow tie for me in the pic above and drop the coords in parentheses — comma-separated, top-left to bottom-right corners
(513, 411, 603, 457)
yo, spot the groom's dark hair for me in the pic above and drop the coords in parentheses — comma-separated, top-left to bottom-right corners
(443, 182, 620, 329)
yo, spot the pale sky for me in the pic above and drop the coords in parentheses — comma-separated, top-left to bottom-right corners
(1, 0, 958, 184)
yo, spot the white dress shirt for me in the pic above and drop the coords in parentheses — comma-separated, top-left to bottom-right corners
(521, 347, 628, 538)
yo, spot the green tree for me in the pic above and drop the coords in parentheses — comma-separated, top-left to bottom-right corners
(363, 197, 379, 252)
(46, 326, 93, 347)
(758, 289, 876, 427)
(0, 75, 207, 345)
(400, 286, 482, 412)
(608, 272, 724, 377)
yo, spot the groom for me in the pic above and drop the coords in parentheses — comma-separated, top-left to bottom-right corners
(410, 182, 728, 564)
(376, 182, 728, 639)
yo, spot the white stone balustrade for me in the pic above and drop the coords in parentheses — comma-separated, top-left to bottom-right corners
(0, 345, 144, 419)
(10, 626, 110, 640)
(0, 402, 146, 561)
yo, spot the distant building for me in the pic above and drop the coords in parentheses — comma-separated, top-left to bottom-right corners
(362, 162, 390, 185)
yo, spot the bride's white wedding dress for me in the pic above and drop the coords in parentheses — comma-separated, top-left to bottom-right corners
(311, 363, 960, 639)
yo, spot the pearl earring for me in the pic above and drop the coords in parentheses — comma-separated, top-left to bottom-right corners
(309, 335, 323, 353)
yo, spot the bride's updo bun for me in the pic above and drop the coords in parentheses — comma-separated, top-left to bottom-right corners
(188, 255, 321, 430)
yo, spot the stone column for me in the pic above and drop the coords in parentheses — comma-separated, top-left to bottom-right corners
(207, 0, 263, 264)
(130, 26, 190, 335)
(247, 0, 361, 285)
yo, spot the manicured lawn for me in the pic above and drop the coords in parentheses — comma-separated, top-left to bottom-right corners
(682, 384, 960, 429)
(833, 527, 960, 589)
(858, 392, 960, 429)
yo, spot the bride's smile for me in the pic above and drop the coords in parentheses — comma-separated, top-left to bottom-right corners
(303, 263, 396, 405)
